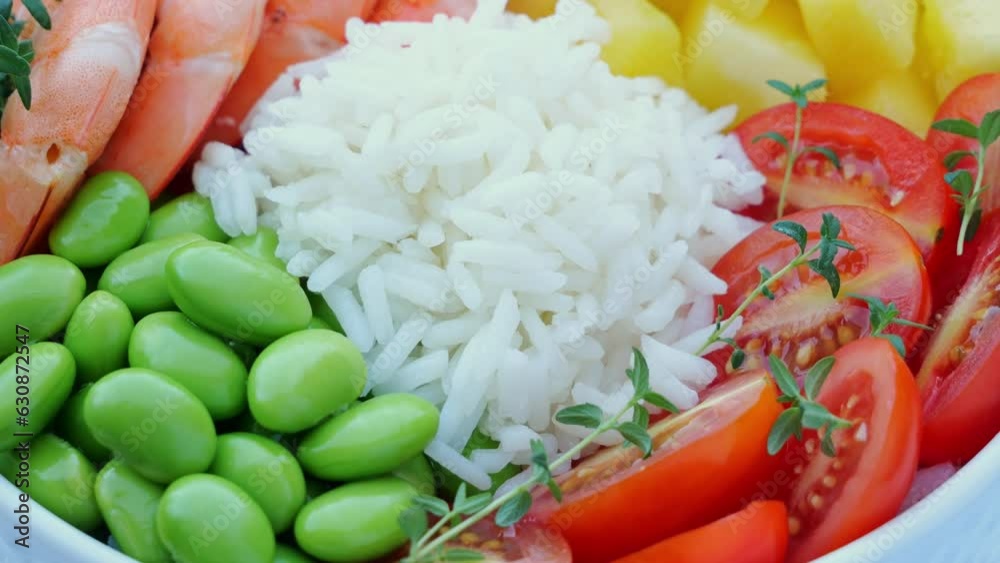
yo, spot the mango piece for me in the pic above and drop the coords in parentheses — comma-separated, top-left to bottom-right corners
(682, 0, 826, 123)
(588, 0, 685, 87)
(799, 0, 917, 92)
(714, 0, 769, 19)
(922, 0, 1000, 100)
(648, 0, 690, 22)
(506, 0, 557, 19)
(832, 68, 937, 135)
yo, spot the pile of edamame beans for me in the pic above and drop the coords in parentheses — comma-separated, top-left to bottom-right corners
(0, 172, 443, 563)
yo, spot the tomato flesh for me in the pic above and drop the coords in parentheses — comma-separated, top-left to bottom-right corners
(527, 372, 784, 563)
(710, 206, 932, 378)
(916, 212, 1000, 465)
(612, 501, 788, 563)
(782, 338, 920, 563)
(924, 73, 1000, 308)
(736, 103, 958, 275)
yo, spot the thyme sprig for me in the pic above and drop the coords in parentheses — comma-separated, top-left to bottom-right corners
(931, 110, 1000, 255)
(846, 293, 932, 357)
(766, 354, 852, 457)
(753, 79, 841, 218)
(0, 0, 51, 119)
(400, 349, 676, 563)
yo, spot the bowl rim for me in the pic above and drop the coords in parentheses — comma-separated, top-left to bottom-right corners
(3, 432, 998, 562)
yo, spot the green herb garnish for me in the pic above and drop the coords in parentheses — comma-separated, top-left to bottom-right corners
(931, 110, 1000, 255)
(697, 212, 856, 367)
(846, 293, 933, 357)
(400, 349, 676, 562)
(766, 354, 852, 457)
(753, 79, 840, 218)
(0, 0, 51, 120)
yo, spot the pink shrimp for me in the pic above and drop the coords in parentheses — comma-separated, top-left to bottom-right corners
(0, 0, 158, 264)
(89, 0, 266, 199)
(200, 0, 377, 149)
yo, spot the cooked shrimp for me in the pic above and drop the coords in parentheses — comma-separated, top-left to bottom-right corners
(371, 0, 477, 22)
(90, 0, 266, 199)
(200, 0, 376, 149)
(0, 0, 157, 264)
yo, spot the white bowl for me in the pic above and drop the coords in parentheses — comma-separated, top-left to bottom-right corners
(2, 434, 999, 563)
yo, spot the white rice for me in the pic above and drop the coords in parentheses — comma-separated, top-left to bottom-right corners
(194, 0, 765, 489)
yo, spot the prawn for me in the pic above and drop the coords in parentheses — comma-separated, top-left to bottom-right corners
(0, 0, 158, 264)
(90, 0, 266, 199)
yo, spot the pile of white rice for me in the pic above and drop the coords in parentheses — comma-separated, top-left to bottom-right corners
(194, 0, 765, 490)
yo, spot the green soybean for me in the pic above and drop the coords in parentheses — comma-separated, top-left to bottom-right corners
(64, 290, 134, 383)
(294, 477, 417, 562)
(392, 454, 437, 496)
(0, 255, 85, 357)
(307, 292, 343, 334)
(248, 330, 365, 433)
(209, 433, 306, 534)
(94, 460, 171, 563)
(273, 544, 316, 563)
(49, 171, 150, 267)
(141, 193, 228, 244)
(129, 312, 248, 420)
(228, 227, 284, 270)
(298, 394, 439, 481)
(3, 435, 101, 532)
(98, 233, 205, 317)
(84, 368, 217, 484)
(0, 342, 76, 449)
(54, 385, 112, 462)
(166, 241, 311, 345)
(157, 474, 275, 563)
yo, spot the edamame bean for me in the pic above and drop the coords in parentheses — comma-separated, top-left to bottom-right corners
(94, 460, 171, 563)
(84, 368, 217, 483)
(228, 227, 284, 270)
(307, 292, 344, 334)
(209, 433, 306, 533)
(0, 255, 85, 357)
(141, 193, 228, 244)
(64, 290, 134, 383)
(165, 241, 311, 345)
(157, 474, 275, 563)
(129, 312, 248, 420)
(298, 394, 438, 481)
(248, 330, 365, 433)
(0, 342, 75, 449)
(49, 172, 150, 267)
(273, 544, 316, 563)
(3, 435, 101, 532)
(98, 233, 205, 317)
(294, 477, 417, 562)
(392, 455, 436, 496)
(54, 385, 112, 462)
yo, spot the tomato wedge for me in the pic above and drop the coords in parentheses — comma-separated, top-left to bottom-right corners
(612, 501, 788, 563)
(782, 338, 920, 563)
(527, 371, 784, 563)
(924, 73, 1000, 307)
(710, 206, 931, 378)
(737, 103, 958, 274)
(915, 212, 1000, 465)
(380, 521, 571, 563)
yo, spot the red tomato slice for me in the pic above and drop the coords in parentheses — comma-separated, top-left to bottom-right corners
(924, 73, 1000, 308)
(371, 0, 476, 22)
(527, 371, 784, 563)
(382, 521, 571, 563)
(782, 338, 920, 563)
(710, 206, 932, 378)
(915, 212, 1000, 465)
(736, 103, 958, 275)
(612, 501, 789, 563)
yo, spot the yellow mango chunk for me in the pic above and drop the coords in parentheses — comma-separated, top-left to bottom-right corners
(798, 0, 917, 92)
(714, 0, 769, 19)
(832, 69, 937, 135)
(587, 0, 685, 87)
(681, 0, 826, 123)
(648, 0, 690, 22)
(506, 0, 558, 19)
(922, 0, 1000, 100)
